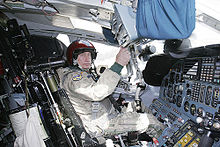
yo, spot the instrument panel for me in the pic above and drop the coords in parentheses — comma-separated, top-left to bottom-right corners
(149, 56, 220, 147)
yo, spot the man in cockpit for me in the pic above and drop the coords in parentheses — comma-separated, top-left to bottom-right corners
(56, 39, 163, 140)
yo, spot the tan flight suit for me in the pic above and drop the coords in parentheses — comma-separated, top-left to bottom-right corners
(57, 67, 149, 138)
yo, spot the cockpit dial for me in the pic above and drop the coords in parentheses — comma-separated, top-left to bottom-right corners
(184, 101, 189, 112)
(190, 104, 196, 116)
(197, 107, 205, 117)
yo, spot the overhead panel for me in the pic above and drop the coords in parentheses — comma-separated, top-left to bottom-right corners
(4, 11, 74, 29)
(111, 4, 138, 47)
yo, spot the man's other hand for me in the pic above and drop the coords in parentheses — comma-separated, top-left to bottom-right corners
(116, 47, 131, 66)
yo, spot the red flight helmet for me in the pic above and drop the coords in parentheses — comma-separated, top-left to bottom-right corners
(66, 40, 97, 65)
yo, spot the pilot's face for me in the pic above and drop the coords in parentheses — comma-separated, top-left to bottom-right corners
(77, 52, 92, 69)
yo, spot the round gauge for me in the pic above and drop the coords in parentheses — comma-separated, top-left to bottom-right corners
(174, 85, 184, 95)
(184, 101, 189, 112)
(190, 104, 196, 116)
(168, 94, 174, 103)
(176, 74, 179, 83)
(186, 83, 190, 88)
(179, 84, 183, 94)
(186, 89, 191, 96)
(176, 95, 182, 107)
(167, 85, 173, 98)
(207, 86, 212, 94)
(197, 107, 205, 117)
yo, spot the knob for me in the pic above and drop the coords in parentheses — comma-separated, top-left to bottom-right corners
(197, 128, 204, 134)
(177, 117, 184, 124)
(164, 117, 169, 123)
(157, 117, 165, 123)
(196, 117, 203, 124)
(208, 121, 213, 127)
(203, 118, 212, 127)
(213, 122, 220, 129)
(152, 108, 157, 116)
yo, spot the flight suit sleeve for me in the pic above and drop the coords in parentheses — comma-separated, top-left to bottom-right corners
(58, 68, 121, 101)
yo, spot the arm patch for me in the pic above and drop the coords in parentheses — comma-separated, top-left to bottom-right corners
(72, 72, 83, 81)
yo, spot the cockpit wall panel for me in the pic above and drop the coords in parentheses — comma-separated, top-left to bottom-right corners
(149, 55, 220, 147)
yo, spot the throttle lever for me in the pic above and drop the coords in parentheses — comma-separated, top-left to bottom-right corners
(198, 131, 214, 147)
